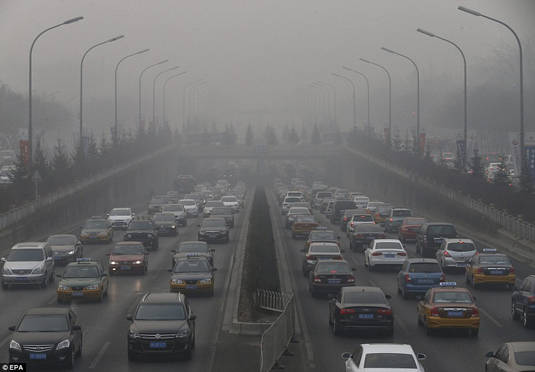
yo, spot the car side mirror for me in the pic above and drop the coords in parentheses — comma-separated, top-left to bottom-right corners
(340, 249, 345, 253)
(106, 213, 110, 218)
(56, 274, 62, 278)
(210, 249, 215, 253)
(8, 326, 15, 331)
(102, 273, 108, 277)
(189, 314, 197, 321)
(0, 257, 5, 263)
(341, 352, 352, 360)
(126, 315, 133, 321)
(417, 353, 427, 361)
(486, 351, 494, 358)
(72, 325, 81, 331)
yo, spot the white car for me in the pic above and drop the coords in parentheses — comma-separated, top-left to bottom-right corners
(436, 238, 477, 271)
(107, 207, 134, 229)
(180, 199, 199, 217)
(353, 196, 370, 209)
(346, 213, 375, 234)
(342, 343, 426, 371)
(221, 195, 240, 213)
(364, 239, 407, 271)
(203, 200, 224, 217)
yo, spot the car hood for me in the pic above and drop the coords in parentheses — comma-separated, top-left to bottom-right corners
(50, 245, 76, 253)
(4, 261, 43, 270)
(171, 272, 212, 280)
(130, 320, 188, 334)
(109, 254, 144, 262)
(14, 331, 70, 346)
(60, 278, 99, 287)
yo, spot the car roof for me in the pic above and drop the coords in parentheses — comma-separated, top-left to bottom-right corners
(141, 292, 185, 304)
(406, 258, 439, 264)
(309, 242, 339, 247)
(65, 260, 100, 267)
(25, 307, 70, 315)
(361, 343, 415, 354)
(12, 242, 46, 249)
(508, 341, 535, 353)
(374, 239, 402, 244)
(343, 286, 383, 294)
(180, 240, 207, 245)
(444, 238, 474, 244)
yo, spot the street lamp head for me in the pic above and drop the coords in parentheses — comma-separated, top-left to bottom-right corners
(359, 58, 371, 64)
(169, 65, 180, 71)
(63, 16, 84, 24)
(417, 28, 435, 38)
(137, 48, 150, 55)
(458, 6, 482, 16)
(107, 35, 125, 43)
(342, 66, 353, 71)
(381, 47, 395, 54)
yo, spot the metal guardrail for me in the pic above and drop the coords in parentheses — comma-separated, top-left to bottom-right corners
(255, 289, 292, 313)
(258, 290, 295, 372)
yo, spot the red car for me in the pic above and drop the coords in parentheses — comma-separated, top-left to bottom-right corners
(398, 217, 426, 243)
(108, 242, 148, 275)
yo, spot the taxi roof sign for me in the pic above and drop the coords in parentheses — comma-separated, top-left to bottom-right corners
(482, 248, 497, 253)
(439, 281, 457, 287)
(76, 257, 92, 262)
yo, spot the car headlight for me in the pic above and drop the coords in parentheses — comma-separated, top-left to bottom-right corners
(85, 284, 99, 290)
(176, 328, 191, 338)
(31, 266, 44, 274)
(199, 278, 212, 284)
(67, 250, 75, 255)
(9, 340, 21, 351)
(171, 225, 176, 229)
(134, 260, 142, 265)
(109, 261, 117, 265)
(56, 339, 70, 350)
(171, 279, 184, 284)
(129, 331, 140, 339)
(125, 234, 132, 239)
(147, 233, 153, 238)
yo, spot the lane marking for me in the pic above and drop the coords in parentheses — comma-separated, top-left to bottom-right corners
(479, 307, 503, 328)
(88, 341, 110, 369)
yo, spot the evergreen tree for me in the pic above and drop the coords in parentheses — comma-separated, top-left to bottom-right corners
(288, 127, 299, 144)
(51, 139, 71, 179)
(311, 124, 321, 145)
(245, 124, 254, 146)
(282, 125, 291, 144)
(265, 125, 278, 145)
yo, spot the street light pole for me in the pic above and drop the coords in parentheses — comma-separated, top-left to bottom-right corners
(138, 59, 168, 132)
(458, 6, 526, 183)
(152, 66, 180, 127)
(162, 71, 187, 125)
(417, 28, 467, 168)
(381, 47, 421, 154)
(342, 66, 371, 134)
(114, 48, 149, 144)
(332, 73, 357, 129)
(316, 81, 337, 128)
(28, 16, 84, 170)
(80, 35, 124, 149)
(360, 58, 392, 147)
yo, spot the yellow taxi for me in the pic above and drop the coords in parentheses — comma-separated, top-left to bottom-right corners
(291, 215, 319, 239)
(417, 282, 479, 336)
(169, 256, 215, 296)
(56, 258, 109, 303)
(465, 249, 515, 288)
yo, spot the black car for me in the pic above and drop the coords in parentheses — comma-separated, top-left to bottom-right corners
(127, 292, 196, 361)
(415, 223, 457, 258)
(308, 259, 355, 297)
(152, 213, 178, 236)
(329, 200, 358, 225)
(198, 217, 229, 243)
(8, 307, 82, 369)
(124, 219, 159, 250)
(512, 275, 535, 328)
(329, 286, 393, 336)
(349, 224, 386, 252)
(210, 207, 235, 228)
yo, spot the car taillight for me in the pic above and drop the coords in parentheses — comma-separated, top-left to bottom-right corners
(471, 307, 479, 316)
(389, 218, 393, 222)
(313, 276, 322, 283)
(405, 274, 411, 282)
(430, 307, 440, 317)
(343, 217, 348, 222)
(340, 308, 356, 315)
(440, 274, 446, 282)
(510, 267, 515, 274)
(335, 255, 343, 260)
(528, 296, 535, 303)
(306, 255, 315, 260)
(443, 251, 450, 257)
(371, 252, 382, 256)
(377, 308, 392, 316)
(350, 222, 354, 227)
(347, 276, 355, 283)
(397, 252, 407, 256)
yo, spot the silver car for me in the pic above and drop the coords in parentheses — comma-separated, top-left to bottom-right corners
(47, 234, 83, 265)
(436, 238, 477, 271)
(1, 242, 55, 289)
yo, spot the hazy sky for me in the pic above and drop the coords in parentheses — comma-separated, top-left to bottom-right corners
(0, 0, 533, 139)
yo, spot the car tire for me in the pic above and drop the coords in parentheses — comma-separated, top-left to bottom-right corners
(425, 325, 433, 336)
(183, 347, 192, 361)
(522, 310, 532, 328)
(401, 287, 408, 300)
(417, 313, 423, 326)
(40, 277, 47, 289)
(209, 287, 214, 297)
(332, 319, 342, 336)
(76, 337, 82, 358)
(469, 328, 479, 337)
(472, 277, 478, 289)
(63, 348, 75, 369)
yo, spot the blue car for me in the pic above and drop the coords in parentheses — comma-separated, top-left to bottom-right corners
(397, 258, 445, 299)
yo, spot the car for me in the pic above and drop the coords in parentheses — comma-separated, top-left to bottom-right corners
(397, 258, 445, 299)
(152, 212, 179, 236)
(107, 207, 135, 229)
(329, 200, 358, 225)
(175, 174, 197, 193)
(286, 190, 304, 199)
(384, 208, 412, 233)
(180, 199, 199, 217)
(398, 217, 427, 243)
(340, 209, 362, 232)
(79, 217, 113, 244)
(465, 249, 515, 289)
(148, 196, 166, 215)
(346, 212, 375, 234)
(308, 259, 355, 296)
(329, 286, 394, 336)
(305, 229, 340, 251)
(161, 204, 187, 226)
(127, 292, 196, 361)
(169, 256, 216, 296)
(302, 242, 342, 276)
(108, 242, 148, 275)
(124, 218, 159, 250)
(221, 195, 240, 213)
(1, 242, 55, 289)
(417, 282, 480, 336)
(281, 196, 304, 215)
(372, 204, 393, 225)
(352, 195, 370, 209)
(365, 201, 384, 214)
(47, 234, 83, 265)
(198, 217, 230, 243)
(511, 275, 535, 328)
(171, 241, 214, 268)
(364, 239, 407, 271)
(56, 258, 109, 303)
(313, 191, 333, 209)
(436, 238, 477, 271)
(8, 307, 82, 369)
(319, 198, 335, 214)
(341, 343, 427, 372)
(349, 224, 386, 252)
(185, 193, 205, 210)
(291, 215, 319, 239)
(415, 222, 458, 258)
(286, 206, 311, 228)
(210, 206, 235, 228)
(485, 341, 535, 372)
(203, 200, 224, 217)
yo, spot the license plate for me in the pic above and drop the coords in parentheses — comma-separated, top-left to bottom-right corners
(434, 238, 443, 244)
(448, 311, 464, 317)
(186, 285, 197, 289)
(489, 270, 503, 275)
(120, 265, 131, 270)
(149, 341, 167, 349)
(384, 254, 395, 258)
(328, 279, 341, 284)
(29, 353, 47, 360)
(358, 313, 374, 319)
(456, 262, 466, 267)
(72, 291, 84, 297)
(15, 277, 27, 281)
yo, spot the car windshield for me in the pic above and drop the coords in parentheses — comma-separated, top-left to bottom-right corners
(343, 291, 386, 304)
(179, 243, 208, 253)
(428, 225, 456, 236)
(222, 196, 237, 202)
(173, 259, 210, 273)
(515, 351, 535, 366)
(447, 242, 475, 252)
(150, 198, 164, 204)
(63, 266, 99, 278)
(203, 219, 226, 228)
(154, 214, 176, 222)
(309, 244, 339, 254)
(18, 315, 69, 332)
(112, 245, 144, 255)
(316, 192, 332, 198)
(110, 209, 130, 216)
(393, 210, 411, 217)
(84, 220, 108, 229)
(354, 215, 373, 222)
(375, 242, 403, 250)
(181, 200, 196, 206)
(363, 353, 417, 368)
(479, 255, 512, 265)
(316, 261, 350, 274)
(135, 304, 186, 320)
(296, 216, 315, 223)
(433, 291, 472, 303)
(409, 262, 441, 273)
(309, 231, 336, 241)
(47, 235, 76, 245)
(7, 249, 43, 262)
(128, 221, 153, 230)
(285, 197, 301, 203)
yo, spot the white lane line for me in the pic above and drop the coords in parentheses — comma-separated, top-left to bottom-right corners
(479, 307, 503, 328)
(88, 341, 110, 369)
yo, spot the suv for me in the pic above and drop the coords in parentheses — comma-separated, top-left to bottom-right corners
(127, 292, 196, 360)
(436, 238, 477, 271)
(329, 200, 357, 225)
(512, 275, 535, 328)
(415, 223, 457, 258)
(384, 208, 412, 233)
(1, 242, 55, 289)
(107, 208, 135, 229)
(124, 219, 159, 250)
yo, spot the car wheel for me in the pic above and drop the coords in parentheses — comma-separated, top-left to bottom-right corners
(76, 336, 82, 358)
(332, 319, 342, 336)
(470, 328, 479, 337)
(522, 310, 532, 328)
(183, 347, 192, 361)
(40, 277, 47, 289)
(417, 313, 422, 326)
(425, 325, 433, 336)
(63, 348, 75, 369)
(401, 287, 408, 300)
